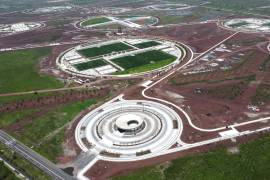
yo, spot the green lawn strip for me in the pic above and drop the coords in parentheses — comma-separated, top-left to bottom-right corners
(0, 161, 19, 180)
(0, 109, 36, 128)
(0, 143, 50, 180)
(81, 17, 111, 26)
(0, 48, 63, 94)
(133, 41, 161, 49)
(74, 59, 107, 71)
(112, 50, 176, 73)
(13, 99, 97, 162)
(77, 42, 133, 58)
(114, 134, 270, 180)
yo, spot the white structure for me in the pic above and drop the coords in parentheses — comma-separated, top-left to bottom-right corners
(26, 6, 72, 14)
(0, 22, 44, 35)
(75, 100, 182, 161)
(222, 18, 270, 33)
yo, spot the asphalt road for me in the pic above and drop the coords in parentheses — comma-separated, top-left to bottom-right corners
(0, 130, 76, 180)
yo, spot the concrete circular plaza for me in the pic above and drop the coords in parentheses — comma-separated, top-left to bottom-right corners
(75, 100, 182, 161)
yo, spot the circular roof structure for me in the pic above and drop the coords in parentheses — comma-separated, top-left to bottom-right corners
(75, 100, 183, 161)
(221, 18, 270, 33)
(115, 114, 144, 131)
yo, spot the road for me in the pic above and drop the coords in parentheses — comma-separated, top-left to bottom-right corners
(142, 32, 239, 132)
(0, 130, 76, 180)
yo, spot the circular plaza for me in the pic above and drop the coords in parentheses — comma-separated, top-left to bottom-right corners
(75, 100, 182, 161)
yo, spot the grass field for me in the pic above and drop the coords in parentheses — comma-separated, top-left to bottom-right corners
(13, 99, 97, 162)
(0, 48, 63, 94)
(74, 59, 107, 71)
(133, 41, 161, 49)
(81, 17, 111, 26)
(112, 50, 176, 74)
(114, 134, 270, 180)
(77, 42, 133, 58)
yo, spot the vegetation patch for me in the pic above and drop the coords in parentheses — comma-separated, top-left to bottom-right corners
(114, 134, 270, 180)
(77, 42, 132, 58)
(251, 84, 270, 105)
(0, 143, 50, 180)
(0, 161, 18, 180)
(259, 55, 270, 71)
(195, 75, 255, 100)
(15, 99, 97, 162)
(0, 48, 63, 94)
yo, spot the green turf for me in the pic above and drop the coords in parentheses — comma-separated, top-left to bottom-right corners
(74, 59, 107, 71)
(0, 48, 63, 94)
(112, 50, 176, 74)
(114, 134, 270, 180)
(81, 17, 111, 26)
(133, 41, 161, 49)
(77, 42, 133, 58)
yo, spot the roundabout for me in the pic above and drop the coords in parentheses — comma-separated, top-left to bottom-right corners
(75, 100, 182, 161)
